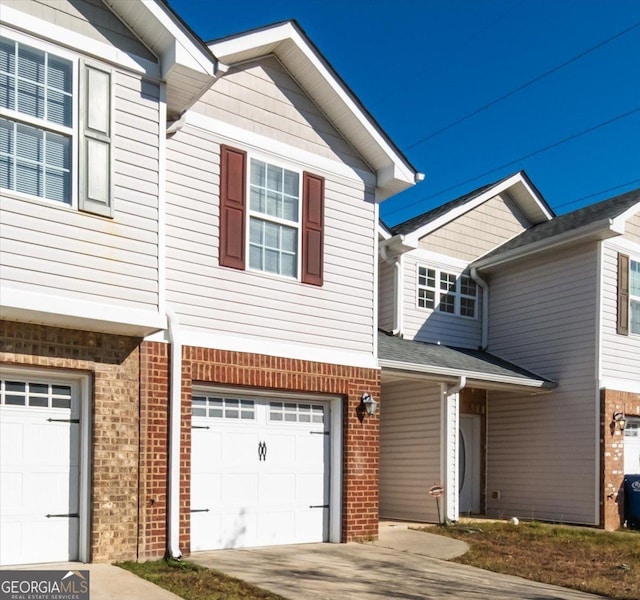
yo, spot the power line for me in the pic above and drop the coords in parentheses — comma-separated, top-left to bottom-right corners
(385, 106, 640, 219)
(554, 178, 640, 212)
(404, 19, 640, 151)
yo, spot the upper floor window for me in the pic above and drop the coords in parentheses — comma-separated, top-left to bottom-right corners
(249, 158, 300, 278)
(631, 259, 640, 334)
(0, 33, 113, 217)
(219, 145, 325, 286)
(0, 36, 73, 203)
(417, 265, 477, 318)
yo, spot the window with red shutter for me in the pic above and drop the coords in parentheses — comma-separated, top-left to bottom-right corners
(302, 172, 324, 286)
(219, 145, 247, 270)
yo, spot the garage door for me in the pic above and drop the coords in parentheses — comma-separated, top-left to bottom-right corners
(0, 377, 80, 566)
(191, 391, 330, 551)
(625, 419, 640, 475)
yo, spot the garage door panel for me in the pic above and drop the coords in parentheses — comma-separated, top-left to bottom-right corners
(191, 393, 331, 551)
(0, 376, 81, 566)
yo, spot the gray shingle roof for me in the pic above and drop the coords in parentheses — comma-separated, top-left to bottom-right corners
(477, 187, 640, 262)
(386, 171, 552, 235)
(378, 330, 554, 387)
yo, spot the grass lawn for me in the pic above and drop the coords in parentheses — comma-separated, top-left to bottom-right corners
(117, 558, 286, 600)
(427, 521, 640, 600)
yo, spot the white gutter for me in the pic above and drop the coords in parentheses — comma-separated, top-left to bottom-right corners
(470, 267, 488, 349)
(166, 307, 182, 559)
(378, 358, 555, 389)
(380, 245, 402, 336)
(446, 375, 467, 398)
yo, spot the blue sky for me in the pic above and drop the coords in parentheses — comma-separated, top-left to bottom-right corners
(169, 0, 640, 226)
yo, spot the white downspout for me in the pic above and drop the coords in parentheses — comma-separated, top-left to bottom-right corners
(380, 245, 402, 336)
(444, 376, 467, 522)
(470, 267, 488, 349)
(166, 307, 182, 559)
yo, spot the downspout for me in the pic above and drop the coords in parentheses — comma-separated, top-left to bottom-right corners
(444, 376, 467, 523)
(470, 267, 488, 350)
(380, 244, 402, 336)
(166, 307, 183, 559)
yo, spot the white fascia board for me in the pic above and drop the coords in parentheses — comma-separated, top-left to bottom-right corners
(110, 0, 214, 76)
(378, 358, 554, 390)
(184, 111, 376, 186)
(404, 173, 542, 245)
(378, 222, 393, 241)
(408, 248, 471, 271)
(473, 219, 619, 270)
(157, 327, 379, 370)
(209, 22, 416, 195)
(518, 175, 554, 221)
(0, 6, 160, 78)
(1, 287, 166, 337)
(611, 201, 640, 232)
(604, 236, 640, 255)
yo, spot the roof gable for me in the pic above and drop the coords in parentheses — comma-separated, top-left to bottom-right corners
(208, 20, 419, 200)
(474, 187, 640, 269)
(390, 171, 554, 245)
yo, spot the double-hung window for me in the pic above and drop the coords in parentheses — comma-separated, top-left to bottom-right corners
(0, 35, 73, 204)
(0, 32, 113, 216)
(219, 145, 325, 286)
(631, 259, 640, 334)
(248, 158, 300, 278)
(417, 265, 477, 318)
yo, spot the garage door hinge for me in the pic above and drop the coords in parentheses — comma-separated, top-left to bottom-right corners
(47, 418, 80, 423)
(191, 425, 210, 429)
(309, 505, 329, 509)
(46, 513, 79, 518)
(310, 431, 329, 435)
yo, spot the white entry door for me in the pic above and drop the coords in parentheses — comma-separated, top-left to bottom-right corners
(625, 420, 640, 475)
(0, 377, 80, 566)
(459, 414, 481, 515)
(191, 391, 330, 551)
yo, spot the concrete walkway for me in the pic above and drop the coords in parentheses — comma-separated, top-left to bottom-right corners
(191, 526, 607, 600)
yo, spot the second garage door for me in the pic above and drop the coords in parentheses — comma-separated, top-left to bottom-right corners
(191, 390, 331, 551)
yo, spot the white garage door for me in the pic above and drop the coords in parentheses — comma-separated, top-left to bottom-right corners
(191, 391, 330, 551)
(625, 420, 640, 475)
(0, 377, 80, 566)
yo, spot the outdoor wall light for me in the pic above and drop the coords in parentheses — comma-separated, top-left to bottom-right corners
(361, 392, 378, 416)
(613, 411, 626, 432)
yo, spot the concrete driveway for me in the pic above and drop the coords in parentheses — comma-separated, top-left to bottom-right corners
(191, 527, 607, 600)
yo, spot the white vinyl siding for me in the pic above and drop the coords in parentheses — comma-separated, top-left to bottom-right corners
(0, 0, 156, 62)
(402, 254, 482, 348)
(600, 241, 640, 382)
(192, 56, 368, 172)
(378, 258, 395, 331)
(380, 381, 442, 522)
(418, 194, 530, 261)
(626, 213, 640, 244)
(486, 242, 599, 524)
(165, 124, 376, 356)
(0, 69, 161, 312)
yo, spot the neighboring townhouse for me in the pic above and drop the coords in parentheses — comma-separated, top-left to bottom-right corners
(0, 0, 418, 566)
(378, 173, 640, 531)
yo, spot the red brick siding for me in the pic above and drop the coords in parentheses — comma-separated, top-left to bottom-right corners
(0, 321, 141, 562)
(601, 389, 640, 530)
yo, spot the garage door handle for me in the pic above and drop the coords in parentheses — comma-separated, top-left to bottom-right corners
(190, 508, 210, 513)
(309, 505, 329, 509)
(47, 418, 80, 424)
(258, 441, 267, 461)
(46, 513, 79, 518)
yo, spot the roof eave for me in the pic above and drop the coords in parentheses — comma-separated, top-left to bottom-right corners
(378, 358, 556, 392)
(104, 0, 217, 116)
(473, 218, 622, 270)
(208, 21, 419, 199)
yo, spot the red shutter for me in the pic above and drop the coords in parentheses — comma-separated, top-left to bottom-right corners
(618, 253, 629, 335)
(302, 172, 324, 286)
(219, 145, 246, 270)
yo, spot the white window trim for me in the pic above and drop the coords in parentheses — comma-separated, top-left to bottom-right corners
(416, 264, 478, 319)
(0, 29, 79, 209)
(631, 257, 640, 335)
(245, 151, 303, 282)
